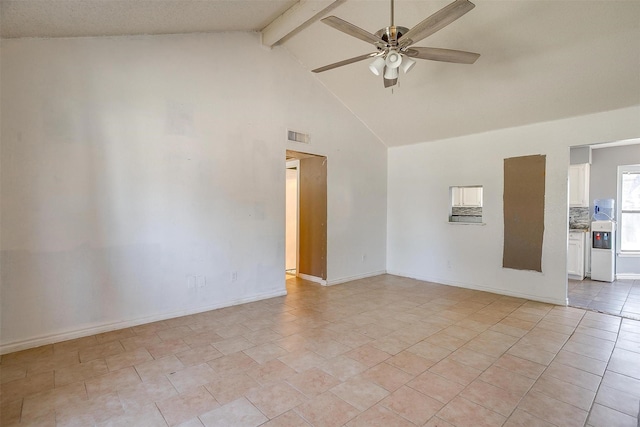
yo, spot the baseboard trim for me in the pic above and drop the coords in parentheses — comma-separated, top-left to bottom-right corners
(0, 289, 287, 355)
(297, 273, 327, 286)
(327, 270, 387, 286)
(386, 270, 566, 306)
(616, 274, 640, 280)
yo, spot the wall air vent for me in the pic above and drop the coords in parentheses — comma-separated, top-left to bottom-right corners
(287, 130, 310, 144)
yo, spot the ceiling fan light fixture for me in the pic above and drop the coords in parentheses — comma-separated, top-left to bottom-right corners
(385, 50, 402, 69)
(383, 65, 399, 80)
(368, 56, 385, 76)
(401, 56, 416, 73)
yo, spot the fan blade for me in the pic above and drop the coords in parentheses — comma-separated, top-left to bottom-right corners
(384, 77, 398, 88)
(321, 16, 386, 46)
(312, 52, 378, 73)
(405, 47, 479, 64)
(399, 0, 475, 48)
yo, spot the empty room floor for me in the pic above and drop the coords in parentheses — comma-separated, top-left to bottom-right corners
(2, 274, 640, 427)
(568, 278, 640, 320)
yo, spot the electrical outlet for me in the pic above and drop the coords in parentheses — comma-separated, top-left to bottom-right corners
(197, 276, 206, 288)
(362, 254, 367, 262)
(187, 275, 196, 290)
(231, 271, 238, 282)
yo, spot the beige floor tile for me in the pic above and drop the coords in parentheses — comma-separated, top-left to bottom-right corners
(380, 385, 443, 424)
(25, 350, 80, 375)
(119, 333, 163, 352)
(506, 342, 556, 366)
(56, 391, 124, 424)
(294, 391, 360, 427)
(167, 363, 217, 394)
(243, 343, 289, 365)
(53, 336, 99, 354)
(182, 331, 224, 348)
(277, 350, 326, 373)
(199, 397, 268, 427)
(428, 358, 482, 386)
(205, 372, 260, 404)
(146, 339, 191, 359)
(552, 349, 608, 376)
(407, 371, 465, 404)
(261, 410, 310, 427)
(213, 337, 256, 356)
(0, 364, 27, 384)
(79, 341, 126, 363)
(518, 390, 588, 427)
(117, 375, 178, 412)
(447, 347, 496, 371)
(175, 345, 223, 367)
(21, 381, 87, 421)
(85, 366, 141, 398)
(319, 355, 367, 382)
(493, 353, 546, 380)
(156, 386, 219, 426)
(460, 379, 522, 416)
(285, 367, 340, 398)
(595, 384, 640, 417)
(95, 329, 135, 345)
(329, 377, 388, 412)
(344, 344, 390, 367)
(345, 404, 414, 427)
(95, 402, 168, 427)
(503, 409, 556, 427)
(1, 398, 24, 425)
(157, 326, 195, 342)
(206, 352, 257, 378)
(436, 396, 507, 427)
(478, 365, 535, 397)
(531, 374, 596, 410)
(0, 370, 55, 402)
(1, 345, 54, 366)
(587, 403, 638, 427)
(601, 370, 640, 395)
(55, 359, 110, 387)
(247, 359, 297, 385)
(246, 381, 306, 419)
(607, 347, 640, 379)
(359, 362, 414, 392)
(135, 355, 185, 382)
(543, 360, 602, 391)
(408, 341, 452, 363)
(105, 348, 153, 372)
(385, 350, 433, 375)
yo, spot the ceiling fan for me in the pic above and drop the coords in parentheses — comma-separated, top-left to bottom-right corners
(312, 0, 480, 88)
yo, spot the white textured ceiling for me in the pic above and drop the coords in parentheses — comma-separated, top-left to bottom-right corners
(0, 0, 297, 38)
(2, 0, 639, 146)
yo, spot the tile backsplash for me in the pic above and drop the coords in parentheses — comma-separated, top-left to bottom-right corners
(569, 207, 590, 229)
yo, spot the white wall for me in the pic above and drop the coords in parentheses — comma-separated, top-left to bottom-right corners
(0, 33, 388, 353)
(387, 107, 640, 305)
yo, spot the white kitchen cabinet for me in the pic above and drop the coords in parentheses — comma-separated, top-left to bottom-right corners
(568, 231, 585, 279)
(452, 186, 483, 207)
(569, 163, 590, 207)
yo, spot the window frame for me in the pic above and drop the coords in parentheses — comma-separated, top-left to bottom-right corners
(616, 164, 640, 256)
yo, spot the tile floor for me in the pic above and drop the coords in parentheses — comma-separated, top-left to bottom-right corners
(568, 278, 640, 320)
(2, 274, 640, 427)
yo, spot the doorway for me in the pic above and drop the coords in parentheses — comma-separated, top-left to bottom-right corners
(285, 150, 327, 284)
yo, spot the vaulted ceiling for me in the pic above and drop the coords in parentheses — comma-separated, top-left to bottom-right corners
(2, 0, 639, 146)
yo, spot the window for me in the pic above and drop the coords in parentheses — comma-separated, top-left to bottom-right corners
(449, 186, 483, 223)
(618, 165, 640, 253)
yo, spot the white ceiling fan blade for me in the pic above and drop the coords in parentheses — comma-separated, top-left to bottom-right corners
(312, 52, 378, 73)
(405, 47, 479, 64)
(399, 0, 475, 48)
(321, 16, 386, 46)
